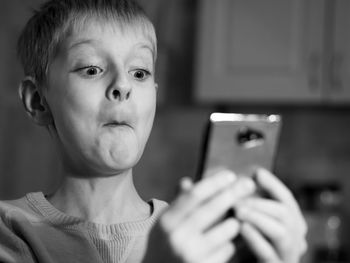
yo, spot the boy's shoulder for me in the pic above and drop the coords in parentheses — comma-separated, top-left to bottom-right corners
(0, 193, 43, 224)
(0, 195, 27, 214)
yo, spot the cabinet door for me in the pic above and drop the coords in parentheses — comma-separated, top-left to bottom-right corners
(195, 0, 325, 104)
(331, 0, 350, 103)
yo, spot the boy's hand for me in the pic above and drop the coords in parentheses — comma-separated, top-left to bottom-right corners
(235, 168, 308, 263)
(143, 170, 256, 263)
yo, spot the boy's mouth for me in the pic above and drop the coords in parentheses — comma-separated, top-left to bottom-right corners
(103, 121, 132, 128)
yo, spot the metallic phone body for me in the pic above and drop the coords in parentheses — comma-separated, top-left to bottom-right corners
(196, 113, 281, 263)
(198, 113, 281, 179)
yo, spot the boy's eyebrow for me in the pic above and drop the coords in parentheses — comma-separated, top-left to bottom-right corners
(68, 39, 100, 50)
(136, 43, 155, 56)
(68, 40, 154, 53)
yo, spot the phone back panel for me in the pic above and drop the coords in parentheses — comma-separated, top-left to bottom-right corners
(201, 113, 281, 178)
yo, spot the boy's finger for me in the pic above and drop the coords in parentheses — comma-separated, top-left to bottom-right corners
(240, 223, 280, 263)
(202, 243, 236, 263)
(179, 177, 194, 192)
(202, 218, 240, 253)
(236, 206, 288, 254)
(255, 169, 307, 235)
(182, 177, 256, 232)
(255, 168, 300, 212)
(163, 170, 237, 230)
(237, 197, 291, 223)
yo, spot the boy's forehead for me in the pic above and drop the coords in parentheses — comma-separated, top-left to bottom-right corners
(61, 17, 156, 56)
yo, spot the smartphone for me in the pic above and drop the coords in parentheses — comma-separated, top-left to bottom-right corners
(196, 112, 281, 180)
(196, 112, 282, 263)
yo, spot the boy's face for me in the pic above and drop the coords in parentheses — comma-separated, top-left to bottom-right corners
(44, 19, 157, 176)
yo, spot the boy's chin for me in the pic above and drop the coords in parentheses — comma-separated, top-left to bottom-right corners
(72, 161, 138, 178)
(62, 144, 144, 177)
(96, 150, 142, 176)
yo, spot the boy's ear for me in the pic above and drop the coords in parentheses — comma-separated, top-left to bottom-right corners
(18, 76, 53, 126)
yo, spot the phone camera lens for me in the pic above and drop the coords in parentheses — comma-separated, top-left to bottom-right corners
(237, 127, 264, 148)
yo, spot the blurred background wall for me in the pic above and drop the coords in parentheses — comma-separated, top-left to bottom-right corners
(1, 0, 350, 262)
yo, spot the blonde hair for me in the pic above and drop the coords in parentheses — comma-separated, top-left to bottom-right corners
(17, 0, 157, 85)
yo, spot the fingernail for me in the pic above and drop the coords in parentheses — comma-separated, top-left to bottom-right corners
(242, 178, 256, 192)
(180, 177, 193, 192)
(222, 170, 237, 183)
(236, 207, 248, 218)
(257, 167, 268, 177)
(215, 169, 237, 183)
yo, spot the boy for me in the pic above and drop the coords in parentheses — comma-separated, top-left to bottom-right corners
(0, 0, 307, 262)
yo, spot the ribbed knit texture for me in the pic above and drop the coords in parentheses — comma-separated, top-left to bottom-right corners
(0, 192, 168, 263)
(26, 192, 162, 235)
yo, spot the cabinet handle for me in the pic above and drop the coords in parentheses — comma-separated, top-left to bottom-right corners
(330, 53, 343, 91)
(308, 53, 321, 91)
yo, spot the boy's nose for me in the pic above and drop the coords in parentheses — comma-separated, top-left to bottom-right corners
(106, 77, 131, 102)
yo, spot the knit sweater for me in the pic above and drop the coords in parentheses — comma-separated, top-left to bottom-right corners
(0, 192, 168, 263)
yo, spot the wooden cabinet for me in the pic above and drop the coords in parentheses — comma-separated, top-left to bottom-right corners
(332, 0, 350, 102)
(195, 0, 349, 104)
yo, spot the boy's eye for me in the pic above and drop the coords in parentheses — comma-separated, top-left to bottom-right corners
(76, 66, 103, 77)
(86, 67, 101, 76)
(130, 69, 151, 81)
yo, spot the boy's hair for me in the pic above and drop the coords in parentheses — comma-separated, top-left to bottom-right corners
(17, 0, 157, 86)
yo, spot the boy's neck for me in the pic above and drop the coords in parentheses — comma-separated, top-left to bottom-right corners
(47, 170, 151, 225)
